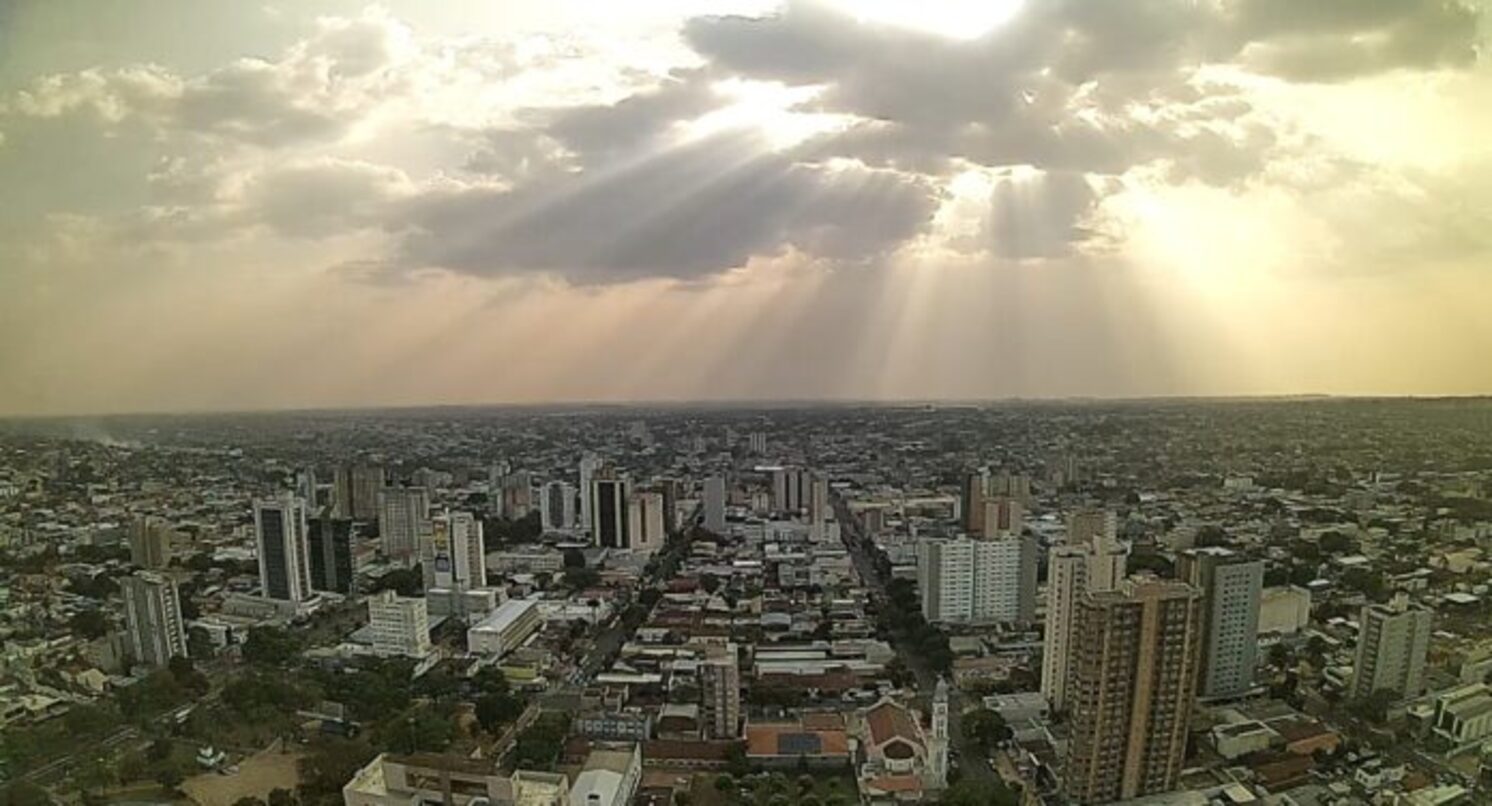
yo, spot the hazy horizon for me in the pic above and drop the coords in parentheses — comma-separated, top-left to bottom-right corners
(3, 0, 1491, 415)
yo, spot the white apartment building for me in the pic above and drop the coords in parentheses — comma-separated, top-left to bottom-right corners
(368, 590, 432, 658)
(916, 535, 1036, 626)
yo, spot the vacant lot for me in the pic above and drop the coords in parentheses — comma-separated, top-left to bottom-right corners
(181, 747, 302, 806)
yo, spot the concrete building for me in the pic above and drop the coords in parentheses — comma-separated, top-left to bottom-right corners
(589, 477, 630, 549)
(255, 494, 313, 603)
(917, 535, 1036, 626)
(980, 496, 1023, 539)
(988, 469, 1032, 506)
(540, 481, 577, 532)
(422, 510, 488, 615)
(1258, 585, 1312, 635)
(577, 454, 603, 533)
(703, 476, 726, 534)
(700, 643, 741, 739)
(378, 486, 430, 564)
(342, 753, 568, 806)
(120, 571, 188, 667)
(1041, 517, 1130, 712)
(1351, 593, 1432, 701)
(809, 474, 830, 540)
(307, 516, 357, 595)
(1064, 579, 1203, 805)
(128, 516, 173, 569)
(332, 464, 384, 521)
(367, 590, 431, 658)
(1178, 547, 1264, 699)
(772, 467, 810, 516)
(468, 598, 542, 658)
(627, 491, 666, 553)
(960, 470, 987, 536)
(568, 744, 642, 806)
(1432, 683, 1492, 746)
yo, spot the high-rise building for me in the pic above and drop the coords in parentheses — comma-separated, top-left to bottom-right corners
(627, 491, 666, 553)
(1064, 580, 1203, 805)
(772, 467, 810, 516)
(332, 464, 384, 521)
(810, 474, 830, 540)
(1041, 516, 1130, 712)
(307, 516, 357, 594)
(917, 535, 1036, 625)
(1066, 508, 1117, 547)
(989, 469, 1032, 505)
(368, 590, 432, 658)
(590, 477, 630, 549)
(538, 481, 577, 532)
(378, 486, 430, 563)
(748, 432, 768, 454)
(296, 468, 319, 510)
(700, 643, 741, 739)
(255, 494, 312, 603)
(1178, 548, 1264, 699)
(703, 476, 727, 534)
(981, 496, 1023, 539)
(499, 471, 535, 520)
(578, 454, 603, 532)
(1351, 593, 1432, 701)
(128, 515, 173, 569)
(121, 571, 189, 667)
(422, 511, 487, 596)
(960, 471, 987, 536)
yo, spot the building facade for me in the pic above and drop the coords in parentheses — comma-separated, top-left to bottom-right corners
(307, 516, 357, 594)
(1351, 593, 1432, 701)
(255, 494, 313, 603)
(378, 486, 431, 563)
(1178, 547, 1264, 699)
(917, 535, 1036, 626)
(121, 571, 189, 667)
(367, 590, 431, 658)
(1064, 579, 1203, 805)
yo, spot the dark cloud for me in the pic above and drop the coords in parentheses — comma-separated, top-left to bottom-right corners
(394, 129, 938, 284)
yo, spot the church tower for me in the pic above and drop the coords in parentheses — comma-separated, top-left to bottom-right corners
(928, 677, 950, 789)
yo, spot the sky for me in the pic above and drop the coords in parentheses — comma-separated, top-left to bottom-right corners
(1, 0, 1490, 416)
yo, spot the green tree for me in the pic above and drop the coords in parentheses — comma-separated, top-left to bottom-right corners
(297, 737, 376, 803)
(474, 693, 525, 734)
(69, 609, 110, 640)
(0, 781, 53, 806)
(243, 626, 300, 666)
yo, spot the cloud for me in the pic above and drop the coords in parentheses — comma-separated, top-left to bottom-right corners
(393, 130, 939, 283)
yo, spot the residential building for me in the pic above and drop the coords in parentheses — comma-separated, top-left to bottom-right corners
(121, 571, 188, 667)
(1042, 515, 1130, 712)
(422, 510, 487, 615)
(627, 491, 666, 553)
(1431, 684, 1492, 745)
(1178, 547, 1264, 699)
(960, 471, 986, 536)
(128, 516, 173, 569)
(578, 454, 603, 533)
(701, 644, 742, 739)
(1351, 593, 1432, 701)
(980, 496, 1023, 539)
(916, 535, 1035, 625)
(307, 516, 357, 594)
(1063, 579, 1203, 805)
(703, 476, 726, 534)
(255, 494, 313, 603)
(468, 598, 543, 657)
(1258, 585, 1312, 635)
(378, 486, 430, 563)
(367, 590, 431, 658)
(332, 464, 384, 521)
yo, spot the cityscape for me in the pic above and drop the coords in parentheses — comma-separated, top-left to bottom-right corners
(2, 400, 1492, 806)
(4, 1, 1492, 805)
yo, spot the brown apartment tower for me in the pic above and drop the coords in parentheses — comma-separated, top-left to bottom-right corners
(1064, 579, 1204, 805)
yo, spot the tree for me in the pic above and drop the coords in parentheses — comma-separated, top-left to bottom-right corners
(1319, 531, 1355, 555)
(563, 567, 600, 590)
(69, 609, 110, 640)
(243, 626, 300, 666)
(267, 788, 298, 806)
(298, 737, 376, 803)
(942, 778, 1018, 806)
(368, 566, 424, 597)
(154, 766, 184, 792)
(234, 799, 268, 806)
(0, 781, 53, 806)
(474, 693, 525, 734)
(714, 774, 736, 793)
(961, 708, 1012, 754)
(169, 655, 209, 694)
(187, 626, 215, 660)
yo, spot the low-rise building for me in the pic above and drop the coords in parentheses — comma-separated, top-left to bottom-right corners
(468, 598, 542, 658)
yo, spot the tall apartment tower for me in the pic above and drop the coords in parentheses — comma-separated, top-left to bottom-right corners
(378, 486, 431, 564)
(917, 535, 1036, 625)
(423, 511, 487, 593)
(961, 470, 987, 536)
(772, 467, 810, 516)
(1351, 593, 1432, 701)
(1064, 580, 1204, 805)
(121, 571, 189, 667)
(700, 643, 742, 739)
(981, 496, 1024, 539)
(332, 464, 384, 521)
(1042, 516, 1130, 712)
(255, 494, 312, 603)
(368, 590, 432, 658)
(1066, 508, 1117, 547)
(128, 516, 173, 569)
(578, 454, 603, 532)
(590, 476, 631, 549)
(627, 491, 667, 553)
(539, 481, 577, 532)
(1178, 548, 1264, 699)
(809, 475, 830, 540)
(989, 469, 1032, 506)
(307, 516, 357, 594)
(703, 476, 727, 534)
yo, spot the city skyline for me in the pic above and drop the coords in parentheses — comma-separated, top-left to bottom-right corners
(2, 0, 1490, 416)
